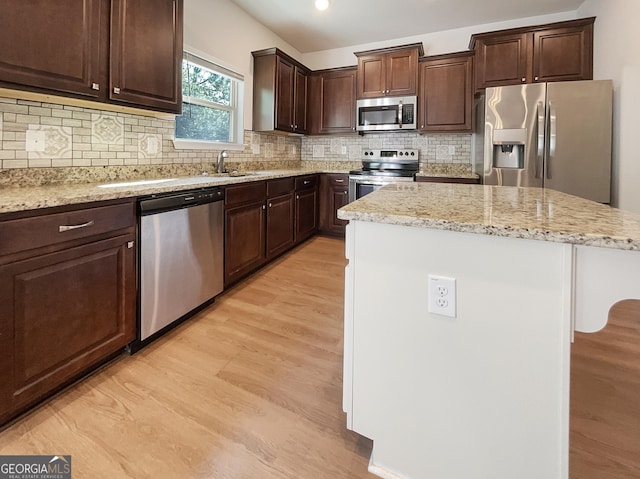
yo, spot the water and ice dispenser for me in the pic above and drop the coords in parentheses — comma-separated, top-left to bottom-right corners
(491, 128, 526, 169)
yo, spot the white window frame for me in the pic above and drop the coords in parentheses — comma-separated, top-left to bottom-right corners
(173, 49, 245, 151)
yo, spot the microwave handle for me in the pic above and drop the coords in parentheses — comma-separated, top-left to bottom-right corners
(398, 100, 403, 128)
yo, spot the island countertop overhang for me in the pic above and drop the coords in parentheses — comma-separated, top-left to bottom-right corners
(337, 183, 640, 251)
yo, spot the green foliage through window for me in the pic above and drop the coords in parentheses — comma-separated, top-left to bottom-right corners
(175, 53, 243, 145)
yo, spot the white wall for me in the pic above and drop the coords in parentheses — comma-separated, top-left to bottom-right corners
(300, 12, 576, 70)
(183, 0, 304, 130)
(578, 0, 640, 213)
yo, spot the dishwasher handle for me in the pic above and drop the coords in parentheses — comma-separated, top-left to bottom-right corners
(139, 187, 224, 215)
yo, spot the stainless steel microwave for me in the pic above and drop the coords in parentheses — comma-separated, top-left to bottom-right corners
(356, 95, 417, 132)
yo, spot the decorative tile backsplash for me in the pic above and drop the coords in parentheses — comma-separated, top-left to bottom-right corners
(301, 132, 472, 168)
(0, 96, 301, 171)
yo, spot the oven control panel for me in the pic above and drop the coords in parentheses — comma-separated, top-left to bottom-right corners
(362, 149, 419, 161)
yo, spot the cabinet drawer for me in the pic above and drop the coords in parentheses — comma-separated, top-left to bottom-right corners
(324, 173, 348, 186)
(267, 177, 294, 198)
(225, 181, 266, 208)
(0, 202, 135, 257)
(295, 175, 318, 190)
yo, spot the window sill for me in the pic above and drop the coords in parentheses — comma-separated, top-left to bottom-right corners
(172, 139, 245, 151)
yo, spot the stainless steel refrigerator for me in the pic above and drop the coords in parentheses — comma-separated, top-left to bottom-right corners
(482, 80, 613, 203)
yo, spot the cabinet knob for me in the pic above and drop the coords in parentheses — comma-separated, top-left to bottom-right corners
(304, 180, 310, 185)
(268, 202, 272, 208)
(386, 89, 390, 93)
(91, 83, 100, 91)
(262, 204, 266, 210)
(521, 78, 526, 83)
(127, 241, 135, 249)
(534, 76, 539, 81)
(113, 87, 121, 94)
(344, 191, 348, 195)
(296, 194, 300, 200)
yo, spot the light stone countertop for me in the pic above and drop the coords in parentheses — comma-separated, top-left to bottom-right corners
(0, 169, 327, 215)
(337, 182, 640, 251)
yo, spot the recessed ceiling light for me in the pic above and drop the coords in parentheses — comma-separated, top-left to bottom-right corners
(315, 0, 330, 11)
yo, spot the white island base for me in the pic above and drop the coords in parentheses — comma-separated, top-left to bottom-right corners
(343, 220, 640, 479)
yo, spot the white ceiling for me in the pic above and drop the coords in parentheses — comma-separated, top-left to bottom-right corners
(228, 0, 585, 53)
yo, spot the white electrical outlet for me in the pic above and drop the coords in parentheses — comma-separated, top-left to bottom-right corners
(428, 275, 456, 318)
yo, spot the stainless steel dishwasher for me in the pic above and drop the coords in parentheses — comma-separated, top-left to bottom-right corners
(132, 186, 224, 351)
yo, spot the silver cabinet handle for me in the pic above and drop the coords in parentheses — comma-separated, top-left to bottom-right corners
(344, 191, 348, 195)
(127, 241, 135, 249)
(262, 204, 266, 210)
(534, 76, 539, 81)
(521, 78, 526, 82)
(113, 87, 121, 94)
(303, 180, 310, 185)
(92, 83, 100, 90)
(59, 220, 95, 232)
(268, 202, 272, 208)
(335, 179, 344, 183)
(296, 194, 300, 200)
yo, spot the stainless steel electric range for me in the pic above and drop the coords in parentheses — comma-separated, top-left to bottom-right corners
(348, 148, 418, 202)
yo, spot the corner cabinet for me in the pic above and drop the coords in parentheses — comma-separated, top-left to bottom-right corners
(355, 43, 423, 99)
(419, 51, 473, 133)
(0, 0, 183, 114)
(471, 17, 594, 91)
(0, 200, 136, 426)
(252, 48, 310, 134)
(307, 67, 358, 135)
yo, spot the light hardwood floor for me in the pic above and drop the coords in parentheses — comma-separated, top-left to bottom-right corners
(0, 236, 638, 478)
(0, 236, 375, 479)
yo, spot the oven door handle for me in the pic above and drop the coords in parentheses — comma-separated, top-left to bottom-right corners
(398, 100, 403, 128)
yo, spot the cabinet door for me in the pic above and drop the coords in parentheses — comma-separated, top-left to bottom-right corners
(386, 49, 419, 96)
(532, 25, 593, 83)
(312, 69, 357, 135)
(276, 57, 295, 132)
(224, 201, 266, 286)
(419, 55, 473, 132)
(474, 33, 531, 90)
(266, 193, 294, 260)
(0, 235, 135, 424)
(319, 174, 349, 236)
(110, 0, 183, 113)
(0, 0, 102, 98)
(293, 67, 308, 134)
(357, 54, 386, 99)
(295, 188, 319, 243)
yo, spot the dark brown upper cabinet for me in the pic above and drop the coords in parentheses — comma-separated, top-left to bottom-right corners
(419, 51, 473, 133)
(307, 67, 357, 135)
(471, 17, 594, 91)
(109, 0, 183, 113)
(0, 0, 103, 98)
(0, 0, 183, 114)
(355, 43, 423, 99)
(252, 48, 310, 134)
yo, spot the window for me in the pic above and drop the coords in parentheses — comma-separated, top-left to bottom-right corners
(174, 51, 244, 150)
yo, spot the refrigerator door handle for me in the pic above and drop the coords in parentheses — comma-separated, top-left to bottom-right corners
(536, 101, 545, 178)
(546, 101, 557, 180)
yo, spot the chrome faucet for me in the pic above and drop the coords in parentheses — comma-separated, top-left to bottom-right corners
(216, 150, 228, 174)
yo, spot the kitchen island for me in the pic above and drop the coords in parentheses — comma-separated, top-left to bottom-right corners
(337, 183, 640, 479)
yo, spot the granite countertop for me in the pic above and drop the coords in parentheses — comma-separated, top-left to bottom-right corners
(0, 169, 325, 214)
(337, 182, 640, 251)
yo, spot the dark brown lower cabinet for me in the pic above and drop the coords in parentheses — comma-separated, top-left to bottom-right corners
(294, 175, 319, 244)
(0, 201, 136, 426)
(319, 173, 349, 237)
(224, 200, 266, 286)
(266, 193, 294, 260)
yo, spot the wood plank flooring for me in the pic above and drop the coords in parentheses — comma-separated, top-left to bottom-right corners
(0, 236, 375, 479)
(0, 235, 638, 478)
